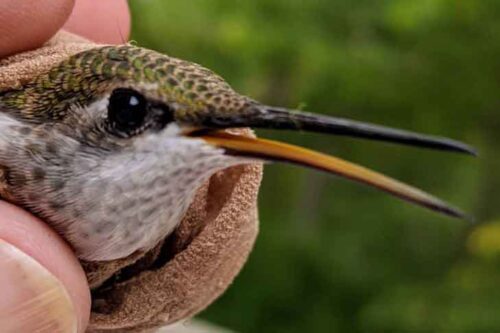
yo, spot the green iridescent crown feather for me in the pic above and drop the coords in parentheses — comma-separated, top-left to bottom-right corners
(0, 45, 250, 123)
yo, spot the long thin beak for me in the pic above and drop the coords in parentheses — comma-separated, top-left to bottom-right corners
(193, 104, 477, 155)
(184, 103, 476, 219)
(198, 131, 467, 219)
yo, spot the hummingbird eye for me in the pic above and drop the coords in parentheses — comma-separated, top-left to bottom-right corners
(108, 88, 148, 135)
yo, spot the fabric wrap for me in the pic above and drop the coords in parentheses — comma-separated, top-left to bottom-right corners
(0, 31, 263, 332)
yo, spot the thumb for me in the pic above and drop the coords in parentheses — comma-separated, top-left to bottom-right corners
(0, 240, 77, 332)
(0, 0, 75, 57)
(0, 201, 90, 333)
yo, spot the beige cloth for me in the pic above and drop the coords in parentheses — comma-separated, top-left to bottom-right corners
(158, 320, 235, 333)
(0, 31, 263, 332)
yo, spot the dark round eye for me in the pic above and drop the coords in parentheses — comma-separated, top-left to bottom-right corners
(108, 88, 148, 133)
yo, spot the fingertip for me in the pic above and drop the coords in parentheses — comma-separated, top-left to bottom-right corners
(64, 0, 131, 44)
(0, 201, 90, 332)
(0, 0, 75, 57)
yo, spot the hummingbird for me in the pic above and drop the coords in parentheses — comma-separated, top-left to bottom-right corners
(0, 45, 475, 261)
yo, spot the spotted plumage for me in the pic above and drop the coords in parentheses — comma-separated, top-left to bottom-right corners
(0, 44, 475, 261)
(0, 45, 249, 124)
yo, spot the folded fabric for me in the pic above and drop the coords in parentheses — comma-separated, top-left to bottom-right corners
(0, 31, 263, 332)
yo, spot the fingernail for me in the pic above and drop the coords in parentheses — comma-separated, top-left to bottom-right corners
(0, 240, 77, 333)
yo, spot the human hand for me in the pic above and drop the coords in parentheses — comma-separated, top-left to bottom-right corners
(0, 1, 130, 332)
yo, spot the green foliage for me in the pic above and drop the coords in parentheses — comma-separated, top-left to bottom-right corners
(130, 1, 500, 331)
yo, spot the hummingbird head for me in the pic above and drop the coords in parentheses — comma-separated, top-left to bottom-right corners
(0, 45, 476, 261)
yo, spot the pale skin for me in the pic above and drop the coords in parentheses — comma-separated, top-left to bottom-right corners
(0, 1, 473, 331)
(0, 0, 130, 331)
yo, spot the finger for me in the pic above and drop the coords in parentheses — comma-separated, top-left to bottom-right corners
(0, 0, 75, 57)
(0, 201, 90, 333)
(63, 0, 131, 44)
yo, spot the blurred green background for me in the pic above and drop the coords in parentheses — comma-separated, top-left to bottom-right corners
(130, 1, 499, 332)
